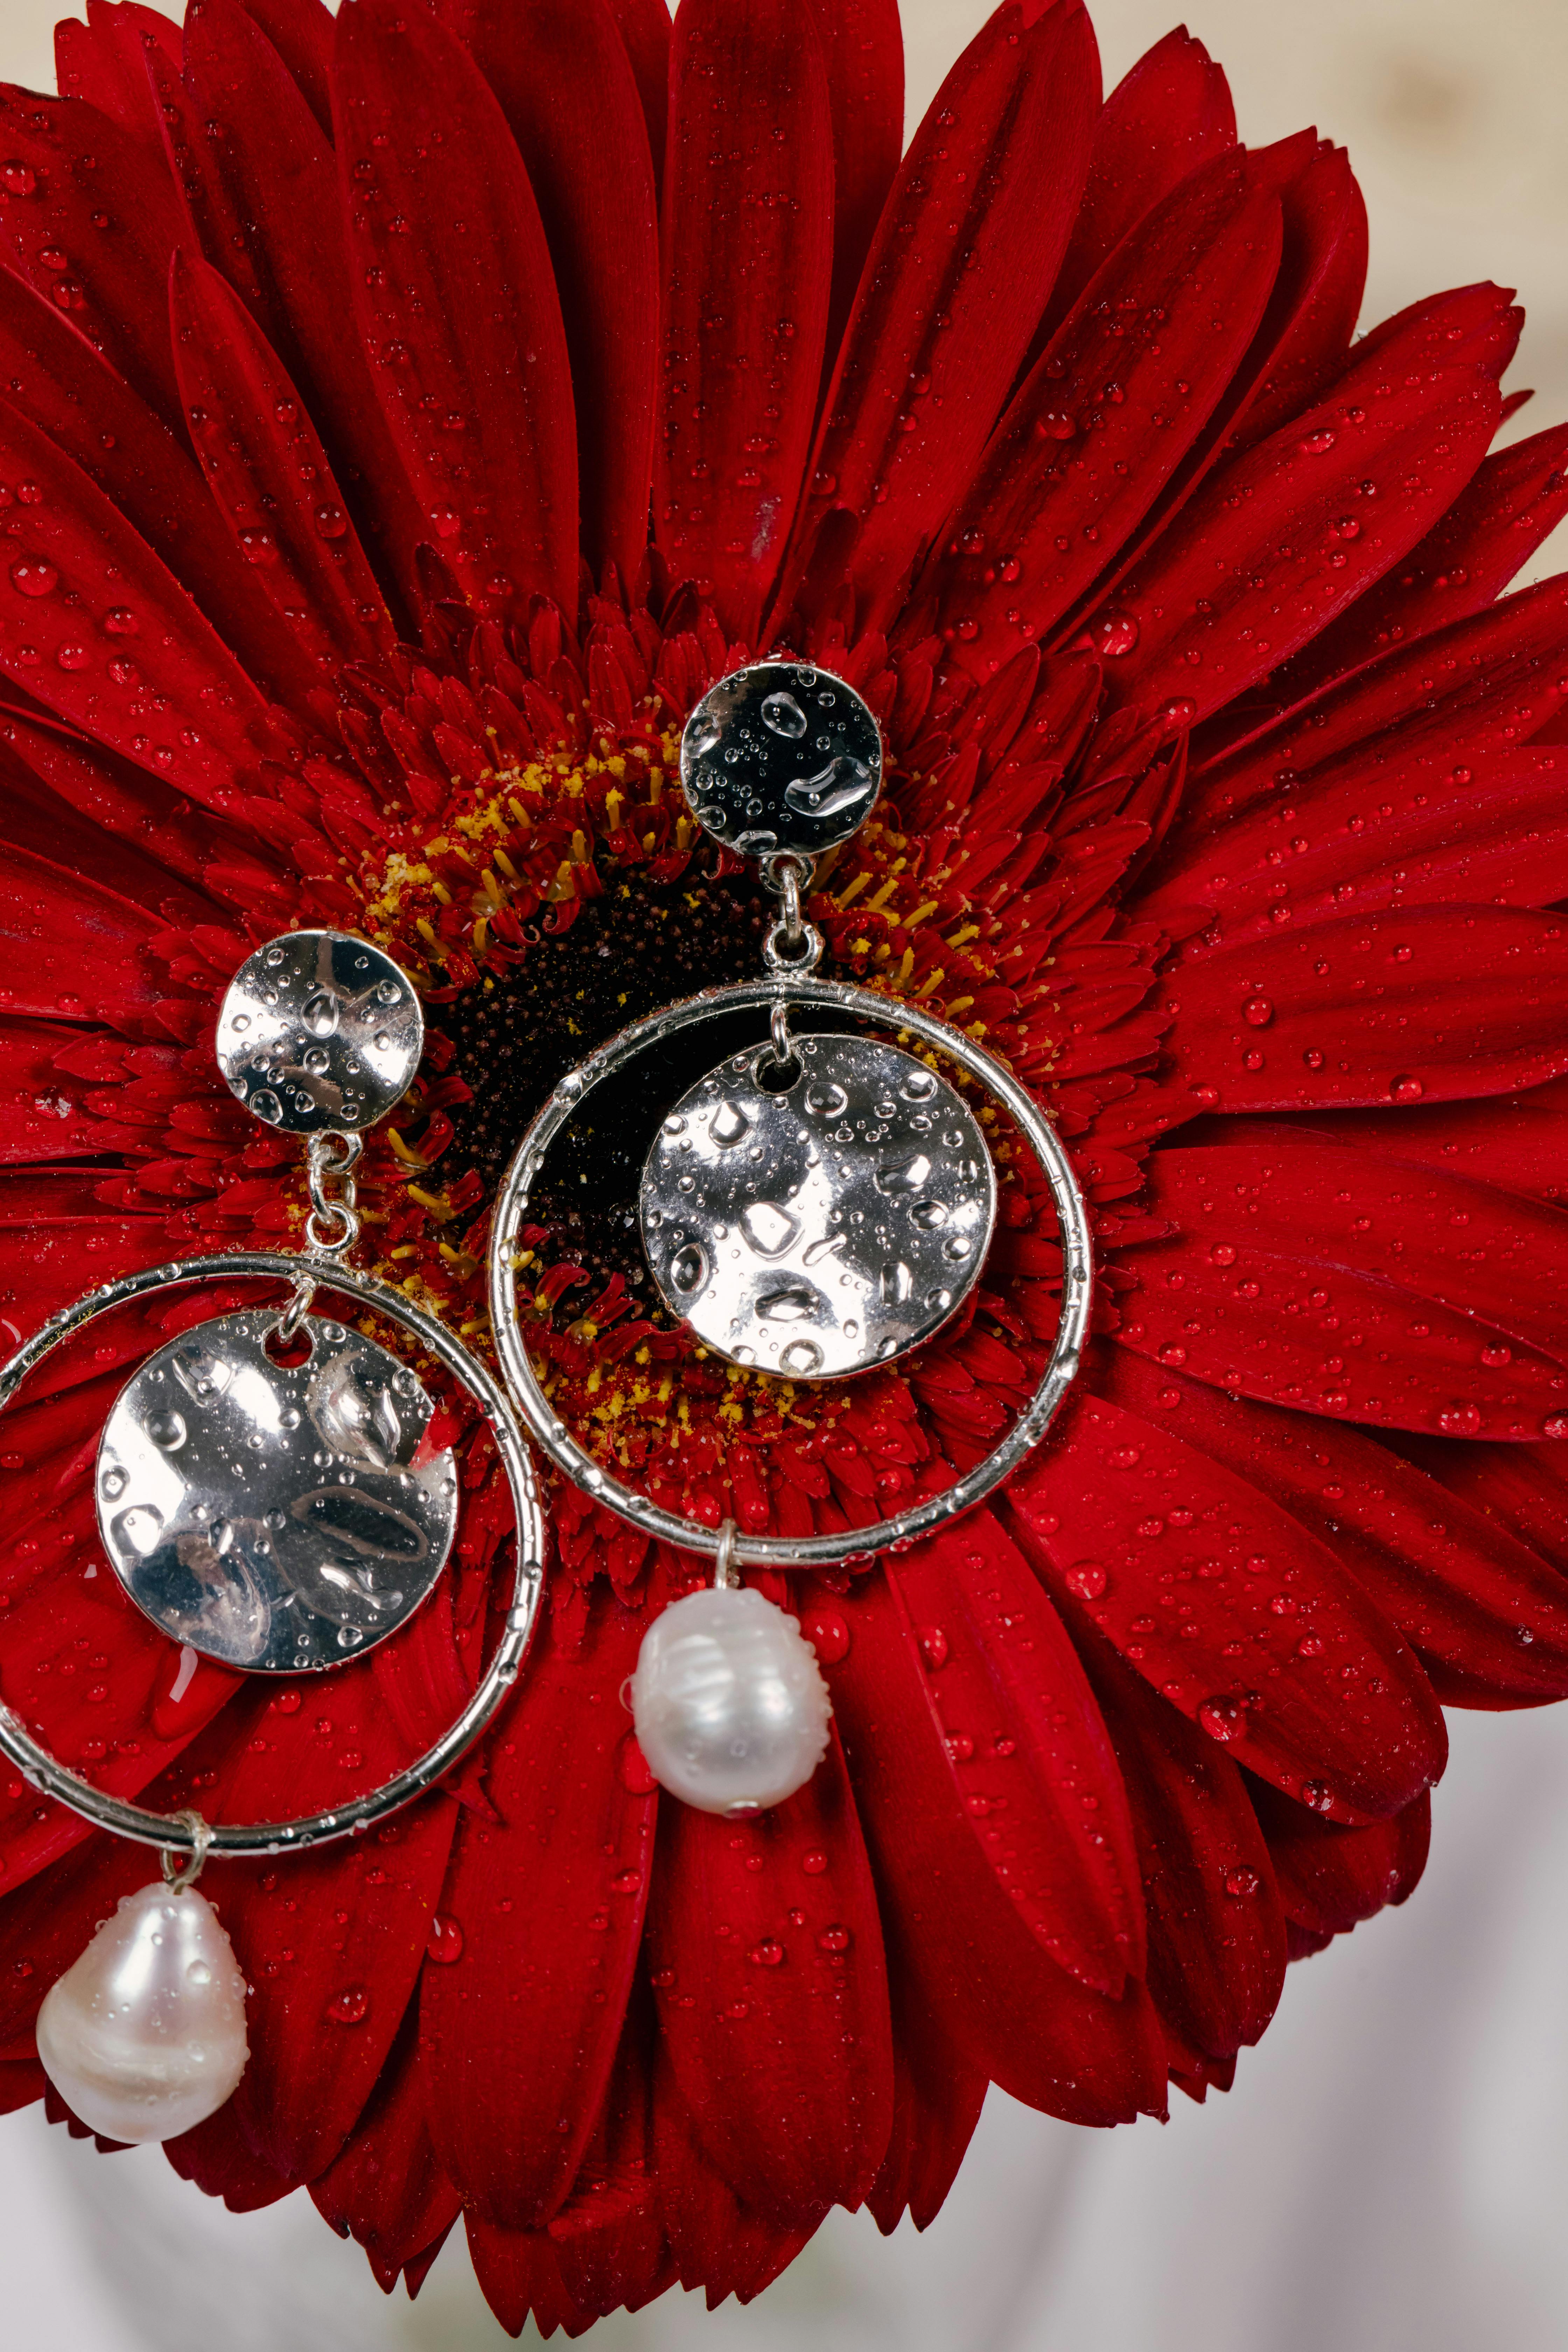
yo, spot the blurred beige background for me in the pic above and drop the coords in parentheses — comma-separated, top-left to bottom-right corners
(3, 3, 1568, 2348)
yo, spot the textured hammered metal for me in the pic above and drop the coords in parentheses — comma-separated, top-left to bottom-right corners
(216, 931, 422, 1134)
(642, 1033, 995, 1377)
(97, 1310, 458, 1673)
(489, 975, 1094, 1573)
(679, 662, 883, 858)
(0, 1252, 546, 1861)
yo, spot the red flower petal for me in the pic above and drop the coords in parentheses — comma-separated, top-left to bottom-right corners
(0, 268, 307, 703)
(1272, 420, 1568, 704)
(236, 0, 336, 138)
(1038, 26, 1236, 346)
(309, 2016, 462, 2277)
(0, 406, 275, 805)
(1103, 1349, 1568, 1705)
(934, 152, 1281, 676)
(52, 4, 179, 148)
(586, 0, 670, 186)
(181, 0, 429, 604)
(0, 88, 184, 423)
(1162, 906, 1568, 1116)
(211, 1674, 459, 2183)
(1143, 746, 1568, 944)
(1413, 1437, 1568, 1570)
(333, 0, 579, 617)
(0, 1020, 148, 1164)
(802, 0, 904, 356)
(1221, 140, 1368, 455)
(168, 251, 392, 674)
(420, 1592, 656, 2228)
(445, 0, 659, 587)
(0, 843, 169, 1028)
(651, 2050, 811, 2304)
(786, 0, 1100, 627)
(646, 1727, 893, 2226)
(1101, 327, 1503, 723)
(831, 1567, 1168, 2124)
(654, 0, 834, 640)
(1067, 1609, 1286, 2062)
(1248, 1773, 1429, 1934)
(1011, 1388, 1446, 1822)
(864, 1963, 987, 2234)
(881, 1514, 1146, 1994)
(166, 2097, 296, 2211)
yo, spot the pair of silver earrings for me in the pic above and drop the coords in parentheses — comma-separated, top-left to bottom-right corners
(0, 662, 1090, 2145)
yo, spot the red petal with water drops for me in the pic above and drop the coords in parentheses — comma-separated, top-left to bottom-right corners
(1180, 574, 1568, 845)
(1411, 1438, 1568, 1573)
(210, 1673, 459, 2183)
(0, 1827, 153, 2048)
(443, 0, 658, 587)
(168, 251, 391, 675)
(1219, 141, 1368, 455)
(785, 0, 1100, 628)
(1036, 27, 1236, 349)
(541, 2008, 671, 2321)
(830, 1567, 1168, 2124)
(52, 4, 179, 148)
(0, 89, 185, 424)
(309, 2015, 462, 2277)
(0, 1021, 146, 1164)
(332, 0, 578, 618)
(596, 0, 670, 185)
(934, 153, 1281, 678)
(1101, 1350, 1568, 1707)
(1248, 1773, 1430, 1935)
(881, 1513, 1146, 1993)
(165, 2098, 296, 2212)
(1252, 1085, 1568, 1207)
(1142, 747, 1568, 946)
(0, 405, 275, 806)
(651, 2051, 812, 2305)
(0, 1173, 170, 1352)
(1100, 352, 1500, 724)
(419, 1590, 656, 2229)
(181, 0, 428, 602)
(1270, 421, 1568, 703)
(0, 845, 166, 1030)
(1062, 1605, 1287, 2063)
(802, 0, 904, 356)
(1162, 906, 1568, 1116)
(0, 269, 307, 704)
(645, 1726, 893, 2226)
(236, 0, 336, 136)
(864, 1945, 989, 2234)
(1010, 1388, 1447, 1823)
(1120, 1147, 1568, 1442)
(654, 0, 833, 642)
(464, 2215, 595, 2340)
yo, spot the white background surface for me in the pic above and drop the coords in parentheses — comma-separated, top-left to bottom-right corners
(3, 1, 1568, 2345)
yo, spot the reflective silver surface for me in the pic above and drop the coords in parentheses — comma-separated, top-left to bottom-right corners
(489, 974, 1094, 1572)
(216, 931, 422, 1134)
(97, 1309, 457, 1673)
(0, 1251, 545, 1861)
(680, 661, 883, 858)
(642, 1032, 995, 1377)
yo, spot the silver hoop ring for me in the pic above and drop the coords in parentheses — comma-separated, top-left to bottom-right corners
(489, 976, 1092, 1571)
(0, 1251, 547, 1861)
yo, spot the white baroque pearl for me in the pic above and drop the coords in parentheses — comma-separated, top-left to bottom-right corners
(630, 1584, 832, 1816)
(35, 1881, 249, 2145)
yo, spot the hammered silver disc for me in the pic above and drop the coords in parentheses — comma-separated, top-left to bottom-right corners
(216, 930, 422, 1134)
(641, 1032, 996, 1378)
(679, 661, 883, 859)
(96, 1310, 458, 1673)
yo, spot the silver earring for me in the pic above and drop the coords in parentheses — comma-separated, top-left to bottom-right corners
(489, 664, 1091, 1820)
(0, 929, 546, 2143)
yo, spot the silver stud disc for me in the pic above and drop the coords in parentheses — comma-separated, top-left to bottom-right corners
(640, 1032, 996, 1378)
(216, 931, 422, 1134)
(679, 661, 883, 859)
(96, 1311, 458, 1673)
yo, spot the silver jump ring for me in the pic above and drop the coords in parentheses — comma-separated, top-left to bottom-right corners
(0, 1251, 548, 1862)
(304, 1129, 361, 1258)
(160, 1811, 212, 1893)
(489, 975, 1092, 1573)
(714, 1519, 740, 1590)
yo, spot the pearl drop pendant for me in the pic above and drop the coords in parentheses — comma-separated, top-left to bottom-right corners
(35, 1881, 249, 2144)
(630, 1584, 833, 1816)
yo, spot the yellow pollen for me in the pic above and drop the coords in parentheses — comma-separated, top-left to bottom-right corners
(835, 872, 872, 911)
(904, 901, 939, 929)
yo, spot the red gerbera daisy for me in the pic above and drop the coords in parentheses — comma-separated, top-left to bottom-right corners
(1, 0, 1567, 2328)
